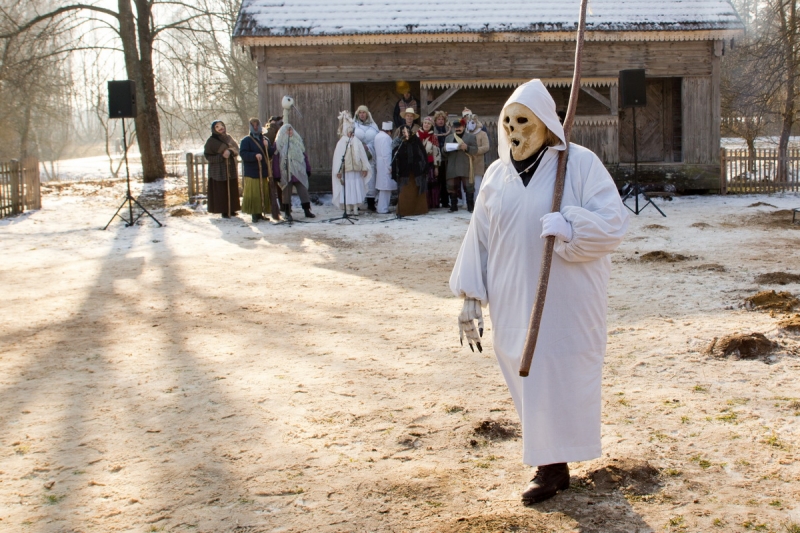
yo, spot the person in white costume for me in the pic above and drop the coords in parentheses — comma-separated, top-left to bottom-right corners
(353, 105, 380, 212)
(373, 121, 397, 214)
(449, 79, 629, 505)
(331, 111, 372, 215)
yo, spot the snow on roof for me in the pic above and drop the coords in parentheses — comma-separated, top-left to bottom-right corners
(234, 0, 743, 39)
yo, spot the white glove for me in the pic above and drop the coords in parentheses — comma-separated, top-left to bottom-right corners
(458, 297, 484, 353)
(540, 212, 573, 242)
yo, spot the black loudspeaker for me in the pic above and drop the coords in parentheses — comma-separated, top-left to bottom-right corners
(108, 80, 137, 118)
(619, 69, 646, 108)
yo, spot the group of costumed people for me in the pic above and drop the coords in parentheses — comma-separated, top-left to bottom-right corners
(203, 115, 316, 223)
(330, 100, 491, 216)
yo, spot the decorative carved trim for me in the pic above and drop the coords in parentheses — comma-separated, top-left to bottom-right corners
(233, 29, 743, 47)
(421, 78, 618, 90)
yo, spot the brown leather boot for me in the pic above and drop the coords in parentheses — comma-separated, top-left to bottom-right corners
(521, 463, 569, 504)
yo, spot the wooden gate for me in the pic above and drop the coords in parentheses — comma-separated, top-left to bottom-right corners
(0, 157, 40, 218)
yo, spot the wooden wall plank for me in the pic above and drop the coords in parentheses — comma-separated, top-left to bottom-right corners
(262, 82, 351, 174)
(683, 77, 713, 164)
(260, 41, 714, 84)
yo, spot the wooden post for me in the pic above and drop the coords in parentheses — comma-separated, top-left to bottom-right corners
(10, 159, 21, 215)
(719, 148, 727, 195)
(186, 153, 195, 200)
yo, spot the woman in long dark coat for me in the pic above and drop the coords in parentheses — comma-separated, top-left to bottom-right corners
(204, 120, 240, 218)
(392, 124, 429, 217)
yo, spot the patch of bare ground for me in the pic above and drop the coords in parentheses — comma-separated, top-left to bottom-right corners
(586, 458, 661, 496)
(693, 263, 726, 272)
(639, 251, 691, 263)
(748, 202, 777, 208)
(169, 207, 194, 217)
(778, 314, 800, 332)
(705, 332, 778, 359)
(472, 419, 520, 441)
(745, 209, 800, 229)
(744, 290, 799, 311)
(642, 224, 668, 230)
(754, 272, 800, 285)
(443, 513, 566, 533)
(690, 222, 711, 229)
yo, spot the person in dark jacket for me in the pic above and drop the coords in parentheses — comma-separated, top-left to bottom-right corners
(240, 118, 279, 223)
(392, 125, 429, 217)
(204, 120, 240, 218)
(433, 110, 451, 209)
(444, 118, 478, 212)
(392, 81, 419, 128)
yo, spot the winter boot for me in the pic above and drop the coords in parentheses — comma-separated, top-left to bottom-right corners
(282, 203, 293, 222)
(449, 194, 459, 212)
(251, 213, 260, 223)
(366, 197, 377, 212)
(521, 463, 570, 505)
(301, 202, 316, 218)
(467, 195, 475, 213)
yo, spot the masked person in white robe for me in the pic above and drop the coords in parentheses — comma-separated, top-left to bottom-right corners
(373, 121, 397, 214)
(332, 111, 372, 215)
(449, 79, 629, 505)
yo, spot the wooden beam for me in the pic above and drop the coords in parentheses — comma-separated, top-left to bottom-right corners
(420, 87, 431, 116)
(609, 85, 618, 116)
(425, 86, 461, 115)
(580, 86, 611, 109)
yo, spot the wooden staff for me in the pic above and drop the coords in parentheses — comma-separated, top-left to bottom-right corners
(257, 157, 266, 218)
(225, 156, 231, 217)
(519, 0, 589, 378)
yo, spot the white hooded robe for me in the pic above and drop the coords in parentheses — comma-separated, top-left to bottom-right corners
(449, 80, 629, 467)
(373, 130, 396, 193)
(331, 134, 372, 208)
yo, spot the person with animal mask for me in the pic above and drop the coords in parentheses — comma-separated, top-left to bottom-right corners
(450, 79, 629, 505)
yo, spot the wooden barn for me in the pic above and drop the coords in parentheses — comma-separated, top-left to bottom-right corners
(233, 0, 744, 192)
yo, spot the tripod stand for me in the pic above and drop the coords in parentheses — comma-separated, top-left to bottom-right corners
(324, 135, 358, 224)
(103, 119, 163, 230)
(621, 106, 666, 217)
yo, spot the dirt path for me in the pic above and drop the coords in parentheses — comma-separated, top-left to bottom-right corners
(1, 182, 799, 532)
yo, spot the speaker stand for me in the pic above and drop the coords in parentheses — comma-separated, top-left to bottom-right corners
(621, 106, 666, 217)
(103, 119, 163, 229)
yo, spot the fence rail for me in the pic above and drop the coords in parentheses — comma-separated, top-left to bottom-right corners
(0, 157, 41, 219)
(721, 147, 800, 194)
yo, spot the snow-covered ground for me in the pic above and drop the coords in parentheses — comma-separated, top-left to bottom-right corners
(2, 179, 800, 532)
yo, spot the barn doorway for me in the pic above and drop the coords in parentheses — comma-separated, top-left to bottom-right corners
(619, 78, 683, 163)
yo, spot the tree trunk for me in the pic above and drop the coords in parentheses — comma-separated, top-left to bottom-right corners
(776, 0, 797, 183)
(117, 0, 165, 183)
(134, 0, 165, 183)
(746, 136, 757, 173)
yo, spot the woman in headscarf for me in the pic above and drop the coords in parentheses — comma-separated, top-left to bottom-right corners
(272, 123, 314, 221)
(392, 124, 429, 217)
(417, 116, 442, 209)
(204, 120, 240, 218)
(239, 117, 278, 223)
(353, 105, 380, 212)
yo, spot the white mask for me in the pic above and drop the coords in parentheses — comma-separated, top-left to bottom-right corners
(467, 120, 477, 132)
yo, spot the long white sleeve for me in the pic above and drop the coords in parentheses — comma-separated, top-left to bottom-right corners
(449, 184, 490, 306)
(555, 154, 629, 263)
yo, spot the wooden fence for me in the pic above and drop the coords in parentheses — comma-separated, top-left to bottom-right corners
(0, 157, 41, 219)
(720, 147, 800, 194)
(186, 153, 245, 202)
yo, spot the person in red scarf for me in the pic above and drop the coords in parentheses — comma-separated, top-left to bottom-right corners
(417, 116, 442, 209)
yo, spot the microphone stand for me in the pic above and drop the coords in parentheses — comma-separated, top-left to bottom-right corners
(324, 134, 357, 224)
